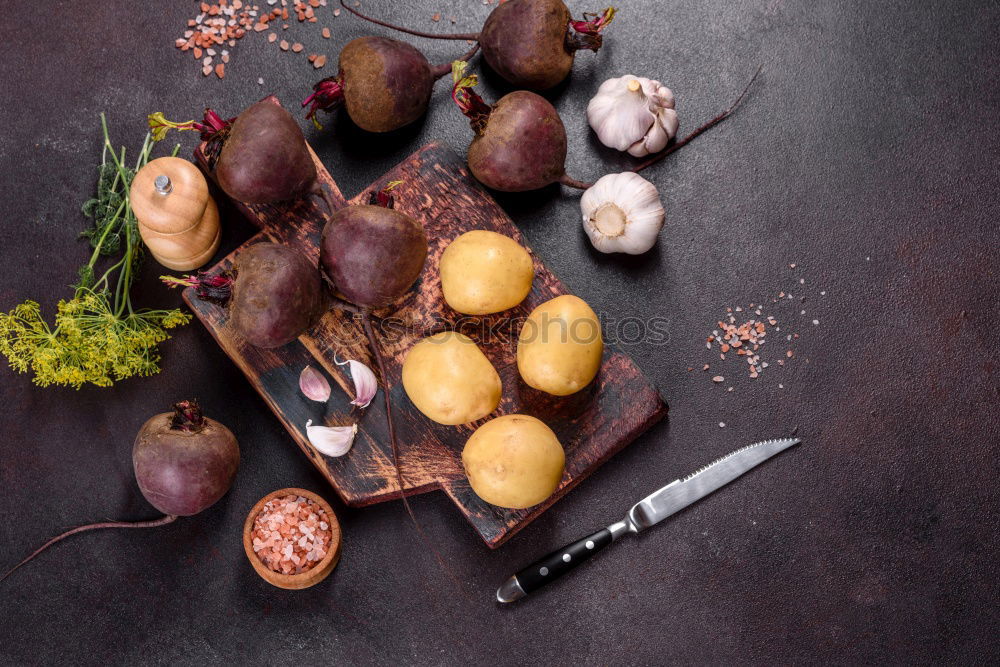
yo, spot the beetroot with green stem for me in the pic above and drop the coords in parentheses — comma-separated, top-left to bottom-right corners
(148, 100, 336, 213)
(339, 0, 616, 91)
(303, 36, 480, 133)
(1, 401, 239, 582)
(450, 62, 766, 193)
(451, 61, 583, 192)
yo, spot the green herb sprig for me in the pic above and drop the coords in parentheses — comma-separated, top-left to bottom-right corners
(0, 114, 190, 388)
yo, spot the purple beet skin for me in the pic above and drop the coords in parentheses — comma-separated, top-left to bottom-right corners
(466, 90, 568, 192)
(229, 243, 323, 349)
(215, 100, 318, 205)
(133, 401, 240, 517)
(341, 36, 435, 132)
(320, 202, 428, 308)
(339, 0, 616, 91)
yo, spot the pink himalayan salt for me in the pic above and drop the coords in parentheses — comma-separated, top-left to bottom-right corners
(251, 494, 332, 575)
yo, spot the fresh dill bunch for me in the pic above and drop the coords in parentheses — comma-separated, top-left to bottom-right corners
(0, 289, 190, 388)
(0, 114, 188, 389)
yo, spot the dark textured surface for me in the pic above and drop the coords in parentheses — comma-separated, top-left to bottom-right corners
(0, 0, 997, 664)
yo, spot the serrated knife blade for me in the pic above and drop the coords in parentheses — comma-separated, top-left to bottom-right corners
(496, 437, 801, 603)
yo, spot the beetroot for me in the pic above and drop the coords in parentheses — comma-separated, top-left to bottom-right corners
(149, 100, 335, 212)
(340, 0, 615, 91)
(451, 63, 582, 192)
(303, 37, 479, 133)
(133, 401, 240, 516)
(228, 244, 324, 348)
(480, 0, 614, 90)
(320, 187, 428, 307)
(1, 401, 239, 582)
(468, 90, 569, 192)
(164, 243, 324, 349)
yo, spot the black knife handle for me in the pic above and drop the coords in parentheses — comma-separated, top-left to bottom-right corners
(512, 527, 614, 596)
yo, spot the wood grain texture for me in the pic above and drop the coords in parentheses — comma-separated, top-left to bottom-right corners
(184, 99, 667, 546)
(132, 157, 221, 270)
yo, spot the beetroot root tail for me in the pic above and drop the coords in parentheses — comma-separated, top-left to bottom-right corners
(339, 0, 479, 41)
(559, 173, 594, 190)
(1, 514, 178, 583)
(633, 64, 764, 174)
(359, 312, 470, 599)
(311, 183, 338, 218)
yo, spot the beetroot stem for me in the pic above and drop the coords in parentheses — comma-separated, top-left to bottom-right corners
(170, 400, 206, 432)
(566, 6, 617, 53)
(339, 0, 479, 41)
(451, 61, 492, 133)
(147, 109, 233, 143)
(302, 76, 346, 130)
(161, 272, 234, 305)
(359, 311, 468, 597)
(1, 515, 178, 583)
(632, 65, 764, 174)
(430, 42, 481, 80)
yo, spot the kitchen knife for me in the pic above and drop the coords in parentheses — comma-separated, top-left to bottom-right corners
(496, 437, 801, 603)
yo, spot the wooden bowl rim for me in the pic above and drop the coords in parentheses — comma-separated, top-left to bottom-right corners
(242, 487, 342, 589)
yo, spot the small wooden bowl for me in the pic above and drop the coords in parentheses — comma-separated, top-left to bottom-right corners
(243, 487, 342, 590)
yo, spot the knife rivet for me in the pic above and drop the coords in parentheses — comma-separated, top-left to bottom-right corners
(539, 567, 549, 576)
(562, 554, 571, 562)
(585, 540, 595, 549)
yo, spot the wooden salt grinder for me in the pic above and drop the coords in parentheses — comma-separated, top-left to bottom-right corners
(130, 157, 221, 271)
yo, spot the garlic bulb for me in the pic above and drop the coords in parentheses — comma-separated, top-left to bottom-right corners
(587, 75, 679, 157)
(580, 172, 664, 255)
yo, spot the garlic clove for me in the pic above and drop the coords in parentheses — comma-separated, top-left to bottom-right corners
(334, 357, 378, 408)
(648, 83, 675, 110)
(660, 106, 680, 138)
(580, 172, 665, 255)
(347, 360, 377, 408)
(305, 419, 357, 457)
(299, 365, 332, 403)
(629, 107, 678, 157)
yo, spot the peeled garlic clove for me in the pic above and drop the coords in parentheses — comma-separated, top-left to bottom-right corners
(580, 172, 665, 255)
(587, 75, 679, 157)
(305, 419, 357, 457)
(334, 357, 378, 408)
(299, 365, 332, 403)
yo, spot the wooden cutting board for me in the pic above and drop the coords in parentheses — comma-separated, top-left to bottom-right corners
(185, 108, 666, 547)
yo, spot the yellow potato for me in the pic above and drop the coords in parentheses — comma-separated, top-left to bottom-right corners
(401, 331, 502, 425)
(440, 230, 534, 315)
(517, 295, 603, 396)
(462, 414, 565, 509)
